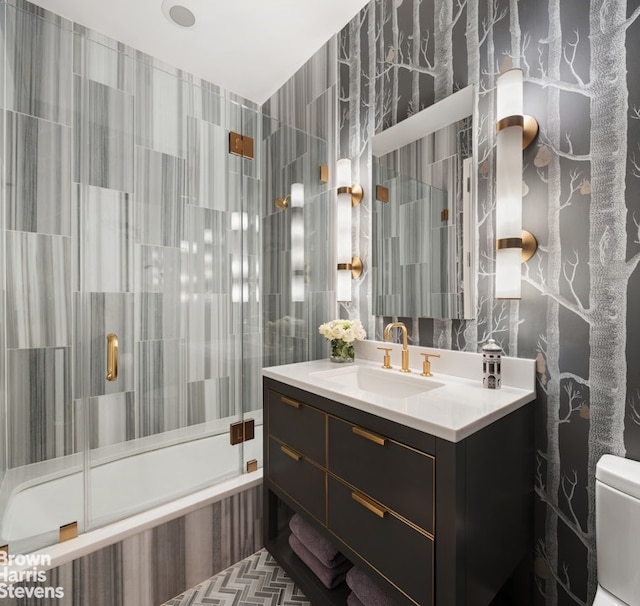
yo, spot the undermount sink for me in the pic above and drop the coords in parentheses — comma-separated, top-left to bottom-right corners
(311, 365, 444, 399)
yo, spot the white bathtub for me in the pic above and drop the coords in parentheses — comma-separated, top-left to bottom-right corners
(1, 423, 263, 565)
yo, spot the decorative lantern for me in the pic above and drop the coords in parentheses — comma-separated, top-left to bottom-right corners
(482, 339, 502, 389)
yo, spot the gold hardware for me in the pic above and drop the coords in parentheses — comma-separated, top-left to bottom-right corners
(420, 353, 441, 377)
(280, 444, 302, 462)
(495, 114, 539, 150)
(496, 230, 537, 263)
(320, 165, 329, 183)
(377, 346, 393, 369)
(230, 419, 255, 445)
(106, 333, 118, 382)
(337, 184, 363, 207)
(521, 229, 538, 262)
(376, 185, 389, 203)
(384, 322, 410, 373)
(275, 194, 290, 210)
(246, 459, 258, 473)
(352, 426, 387, 446)
(0, 545, 7, 558)
(228, 131, 254, 159)
(336, 256, 363, 280)
(59, 521, 78, 543)
(352, 492, 386, 518)
(280, 396, 301, 409)
(441, 209, 449, 222)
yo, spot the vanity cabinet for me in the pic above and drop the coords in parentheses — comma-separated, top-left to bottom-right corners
(263, 376, 533, 606)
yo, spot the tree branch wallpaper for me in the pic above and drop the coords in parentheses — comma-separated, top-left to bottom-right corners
(333, 0, 640, 603)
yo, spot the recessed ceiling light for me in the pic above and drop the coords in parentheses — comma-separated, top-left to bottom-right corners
(161, 0, 196, 28)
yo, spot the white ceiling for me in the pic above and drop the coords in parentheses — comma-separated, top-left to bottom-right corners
(29, 0, 370, 104)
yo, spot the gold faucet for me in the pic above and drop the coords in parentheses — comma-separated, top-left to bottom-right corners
(383, 322, 410, 373)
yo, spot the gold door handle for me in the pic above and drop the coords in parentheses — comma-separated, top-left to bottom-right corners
(106, 333, 118, 382)
(352, 492, 387, 518)
(280, 445, 302, 462)
(280, 396, 301, 409)
(352, 426, 386, 446)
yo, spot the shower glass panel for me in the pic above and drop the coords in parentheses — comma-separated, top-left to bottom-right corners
(0, 2, 258, 554)
(261, 116, 330, 369)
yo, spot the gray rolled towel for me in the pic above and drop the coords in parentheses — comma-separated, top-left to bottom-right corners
(288, 533, 352, 589)
(347, 592, 365, 606)
(346, 566, 398, 606)
(289, 513, 347, 568)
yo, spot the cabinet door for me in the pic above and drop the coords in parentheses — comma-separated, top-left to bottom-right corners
(267, 437, 326, 524)
(328, 417, 434, 534)
(328, 475, 433, 606)
(267, 389, 326, 465)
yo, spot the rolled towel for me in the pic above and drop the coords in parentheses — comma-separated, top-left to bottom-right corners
(347, 592, 365, 606)
(289, 514, 347, 568)
(346, 566, 398, 606)
(289, 533, 352, 589)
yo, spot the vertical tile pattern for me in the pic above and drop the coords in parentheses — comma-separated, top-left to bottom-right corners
(5, 111, 71, 236)
(1, 485, 262, 606)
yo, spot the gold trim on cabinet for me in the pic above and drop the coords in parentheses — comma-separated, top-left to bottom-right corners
(280, 396, 301, 409)
(352, 491, 387, 518)
(106, 333, 118, 382)
(59, 521, 78, 543)
(352, 425, 386, 446)
(280, 444, 302, 462)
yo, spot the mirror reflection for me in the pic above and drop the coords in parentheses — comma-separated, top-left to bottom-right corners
(372, 86, 475, 320)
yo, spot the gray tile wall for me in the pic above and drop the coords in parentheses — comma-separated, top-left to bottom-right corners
(3, 484, 262, 606)
(0, 0, 262, 544)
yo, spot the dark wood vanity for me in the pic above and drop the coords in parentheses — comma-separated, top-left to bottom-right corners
(263, 376, 533, 606)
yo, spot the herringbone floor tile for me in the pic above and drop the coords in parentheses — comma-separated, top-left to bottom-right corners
(163, 549, 311, 606)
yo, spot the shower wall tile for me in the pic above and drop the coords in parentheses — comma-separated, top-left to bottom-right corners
(88, 391, 135, 448)
(4, 111, 71, 236)
(73, 34, 135, 94)
(76, 184, 133, 293)
(74, 76, 134, 192)
(190, 84, 223, 126)
(137, 339, 185, 437)
(135, 147, 185, 247)
(85, 293, 134, 397)
(186, 117, 227, 210)
(187, 378, 231, 425)
(135, 62, 187, 158)
(7, 347, 73, 467)
(3, 3, 73, 124)
(6, 230, 71, 348)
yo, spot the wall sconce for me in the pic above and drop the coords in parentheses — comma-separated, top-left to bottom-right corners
(275, 184, 305, 302)
(495, 68, 538, 299)
(336, 158, 363, 302)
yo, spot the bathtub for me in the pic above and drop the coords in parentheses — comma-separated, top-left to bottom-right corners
(0, 422, 263, 569)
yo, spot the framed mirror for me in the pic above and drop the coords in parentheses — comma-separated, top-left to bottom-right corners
(372, 85, 476, 320)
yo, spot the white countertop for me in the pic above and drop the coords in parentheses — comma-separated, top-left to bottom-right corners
(263, 345, 536, 442)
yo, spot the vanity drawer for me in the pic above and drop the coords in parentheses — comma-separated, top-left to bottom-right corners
(327, 475, 433, 606)
(267, 436, 326, 524)
(267, 389, 326, 465)
(328, 416, 434, 534)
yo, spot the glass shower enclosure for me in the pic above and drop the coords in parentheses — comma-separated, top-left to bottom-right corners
(0, 2, 261, 555)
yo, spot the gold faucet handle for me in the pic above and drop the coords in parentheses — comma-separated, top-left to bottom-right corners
(377, 346, 393, 369)
(420, 353, 441, 377)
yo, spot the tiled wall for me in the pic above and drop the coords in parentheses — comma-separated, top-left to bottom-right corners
(3, 485, 262, 606)
(0, 0, 262, 543)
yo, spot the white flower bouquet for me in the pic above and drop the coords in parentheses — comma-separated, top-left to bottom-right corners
(318, 319, 367, 362)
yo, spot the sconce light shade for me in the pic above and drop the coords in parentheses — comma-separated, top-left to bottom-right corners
(336, 160, 353, 301)
(290, 183, 305, 302)
(495, 69, 524, 299)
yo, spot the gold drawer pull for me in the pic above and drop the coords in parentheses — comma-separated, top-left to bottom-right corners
(352, 492, 387, 519)
(280, 445, 302, 462)
(280, 396, 301, 409)
(352, 426, 386, 446)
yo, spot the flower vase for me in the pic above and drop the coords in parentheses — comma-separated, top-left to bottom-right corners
(330, 339, 355, 363)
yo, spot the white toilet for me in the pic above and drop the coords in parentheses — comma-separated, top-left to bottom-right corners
(594, 454, 640, 605)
